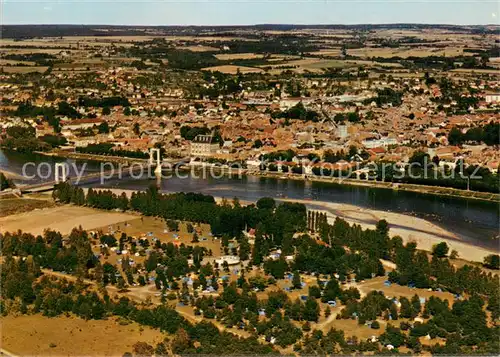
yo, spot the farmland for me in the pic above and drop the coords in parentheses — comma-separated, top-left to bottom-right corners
(0, 21, 499, 356)
(1, 315, 165, 356)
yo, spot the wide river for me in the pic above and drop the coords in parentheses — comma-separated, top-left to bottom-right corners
(1, 149, 498, 249)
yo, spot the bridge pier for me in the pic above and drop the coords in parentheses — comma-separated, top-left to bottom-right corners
(55, 163, 67, 183)
(149, 148, 162, 175)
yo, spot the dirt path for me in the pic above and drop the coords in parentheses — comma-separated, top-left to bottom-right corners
(315, 309, 340, 330)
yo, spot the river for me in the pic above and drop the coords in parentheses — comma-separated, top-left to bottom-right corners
(1, 149, 498, 249)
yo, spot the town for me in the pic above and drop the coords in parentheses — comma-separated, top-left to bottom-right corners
(0, 22, 499, 357)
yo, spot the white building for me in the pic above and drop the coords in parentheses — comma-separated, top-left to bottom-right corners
(485, 94, 500, 103)
(337, 124, 348, 139)
(60, 118, 103, 131)
(190, 134, 219, 158)
(215, 255, 240, 266)
(362, 137, 398, 149)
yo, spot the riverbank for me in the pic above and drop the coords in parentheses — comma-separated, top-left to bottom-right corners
(0, 167, 29, 181)
(250, 170, 500, 203)
(282, 198, 497, 263)
(85, 187, 498, 263)
(29, 150, 500, 203)
(35, 150, 150, 165)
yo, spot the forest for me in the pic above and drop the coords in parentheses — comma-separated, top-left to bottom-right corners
(1, 184, 498, 354)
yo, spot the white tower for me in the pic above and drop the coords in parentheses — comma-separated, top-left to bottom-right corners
(149, 148, 162, 175)
(54, 163, 67, 183)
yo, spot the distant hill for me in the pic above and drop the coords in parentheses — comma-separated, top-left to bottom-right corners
(1, 23, 499, 39)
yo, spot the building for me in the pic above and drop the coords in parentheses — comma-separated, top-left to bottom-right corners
(362, 137, 398, 149)
(485, 94, 500, 104)
(190, 134, 219, 158)
(60, 118, 103, 131)
(215, 255, 240, 266)
(337, 124, 348, 139)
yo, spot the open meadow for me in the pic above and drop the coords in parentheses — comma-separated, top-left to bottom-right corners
(0, 315, 165, 356)
(0, 205, 137, 236)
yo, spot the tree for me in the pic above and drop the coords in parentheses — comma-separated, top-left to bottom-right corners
(432, 242, 449, 258)
(303, 298, 320, 322)
(264, 258, 287, 279)
(376, 220, 389, 237)
(292, 270, 302, 290)
(132, 342, 154, 356)
(133, 123, 141, 136)
(98, 121, 109, 133)
(322, 278, 342, 303)
(171, 328, 191, 354)
(238, 236, 250, 261)
(399, 297, 414, 318)
(253, 139, 263, 148)
(411, 294, 421, 315)
(448, 127, 463, 145)
(409, 151, 430, 166)
(138, 275, 146, 286)
(483, 254, 500, 270)
(308, 285, 322, 299)
(256, 197, 276, 210)
(251, 224, 267, 266)
(166, 220, 179, 232)
(102, 107, 111, 116)
(191, 232, 199, 243)
(380, 324, 406, 348)
(0, 173, 13, 191)
(324, 306, 331, 318)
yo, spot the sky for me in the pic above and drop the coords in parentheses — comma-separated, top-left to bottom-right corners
(2, 0, 499, 26)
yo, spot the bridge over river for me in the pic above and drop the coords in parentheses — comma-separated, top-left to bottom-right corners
(17, 151, 189, 193)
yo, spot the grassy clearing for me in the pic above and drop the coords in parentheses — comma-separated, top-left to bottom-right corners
(0, 205, 136, 236)
(201, 65, 264, 74)
(348, 46, 474, 59)
(0, 66, 49, 73)
(0, 197, 55, 217)
(181, 45, 220, 52)
(215, 53, 264, 60)
(1, 314, 165, 356)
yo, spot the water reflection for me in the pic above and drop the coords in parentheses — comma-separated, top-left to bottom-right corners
(1, 149, 498, 248)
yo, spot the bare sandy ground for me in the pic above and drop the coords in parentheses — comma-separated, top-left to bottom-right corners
(0, 205, 136, 236)
(1, 314, 164, 356)
(285, 198, 497, 263)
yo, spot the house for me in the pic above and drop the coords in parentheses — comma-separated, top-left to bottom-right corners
(245, 159, 262, 171)
(487, 161, 499, 174)
(60, 118, 103, 131)
(215, 255, 240, 266)
(485, 94, 500, 103)
(190, 134, 220, 158)
(337, 124, 349, 139)
(362, 137, 398, 149)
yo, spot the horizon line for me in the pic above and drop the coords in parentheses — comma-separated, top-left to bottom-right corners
(2, 22, 499, 27)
